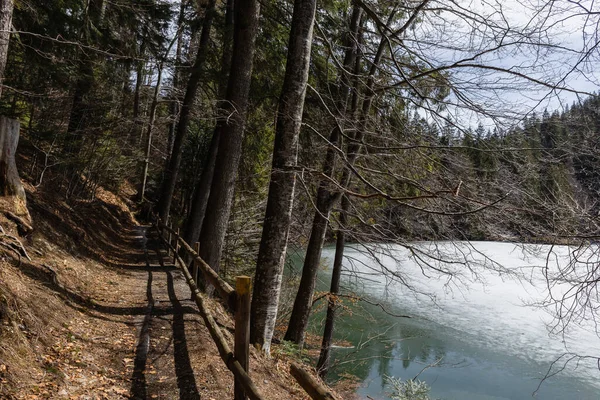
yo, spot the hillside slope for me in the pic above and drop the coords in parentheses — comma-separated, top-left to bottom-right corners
(0, 180, 322, 399)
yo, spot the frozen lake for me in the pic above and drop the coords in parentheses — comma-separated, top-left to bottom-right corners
(311, 241, 600, 399)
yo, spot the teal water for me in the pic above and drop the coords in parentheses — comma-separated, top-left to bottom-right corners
(303, 242, 600, 400)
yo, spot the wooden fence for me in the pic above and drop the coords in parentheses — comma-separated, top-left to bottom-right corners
(154, 216, 340, 400)
(154, 217, 261, 400)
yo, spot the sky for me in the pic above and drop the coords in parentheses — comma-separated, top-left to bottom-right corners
(401, 0, 600, 129)
(158, 0, 600, 130)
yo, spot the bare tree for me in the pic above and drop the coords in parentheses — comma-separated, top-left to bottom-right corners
(249, 0, 318, 354)
(282, 0, 600, 349)
(157, 0, 217, 219)
(0, 0, 14, 99)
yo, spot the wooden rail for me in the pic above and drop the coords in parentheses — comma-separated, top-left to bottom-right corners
(155, 217, 339, 400)
(290, 363, 339, 400)
(160, 219, 235, 307)
(153, 216, 262, 400)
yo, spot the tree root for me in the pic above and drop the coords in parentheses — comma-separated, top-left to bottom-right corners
(0, 224, 31, 262)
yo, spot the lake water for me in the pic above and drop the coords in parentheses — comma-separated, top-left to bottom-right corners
(308, 241, 600, 399)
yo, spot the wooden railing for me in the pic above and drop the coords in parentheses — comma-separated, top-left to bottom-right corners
(290, 363, 339, 400)
(153, 217, 262, 400)
(154, 216, 340, 400)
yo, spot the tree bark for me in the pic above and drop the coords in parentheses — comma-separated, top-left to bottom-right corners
(0, 117, 28, 219)
(312, 26, 392, 362)
(165, 0, 187, 168)
(132, 40, 146, 145)
(198, 0, 261, 276)
(137, 64, 164, 202)
(0, 0, 14, 99)
(317, 195, 349, 378)
(65, 0, 107, 172)
(249, 0, 317, 354)
(285, 5, 391, 347)
(217, 0, 234, 96)
(157, 0, 217, 220)
(184, 131, 219, 253)
(183, 0, 234, 252)
(66, 60, 93, 137)
(284, 5, 363, 347)
(283, 189, 332, 346)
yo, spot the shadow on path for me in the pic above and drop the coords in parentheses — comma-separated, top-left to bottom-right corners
(129, 270, 154, 399)
(129, 226, 200, 399)
(167, 271, 200, 399)
(130, 227, 156, 400)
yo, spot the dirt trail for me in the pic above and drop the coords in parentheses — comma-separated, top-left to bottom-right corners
(121, 225, 205, 399)
(96, 224, 303, 399)
(0, 162, 323, 399)
(1, 200, 306, 399)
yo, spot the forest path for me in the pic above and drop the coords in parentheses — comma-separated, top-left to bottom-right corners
(126, 225, 202, 399)
(104, 225, 233, 399)
(120, 225, 306, 400)
(15, 190, 303, 399)
(32, 220, 237, 399)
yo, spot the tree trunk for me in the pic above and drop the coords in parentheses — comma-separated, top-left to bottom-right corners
(182, 0, 234, 253)
(198, 0, 261, 275)
(217, 0, 234, 96)
(183, 128, 219, 257)
(317, 195, 349, 378)
(64, 0, 107, 178)
(157, 0, 217, 220)
(0, 0, 14, 99)
(312, 49, 377, 363)
(283, 188, 332, 346)
(249, 0, 317, 354)
(0, 117, 28, 219)
(132, 40, 147, 145)
(165, 0, 187, 168)
(137, 64, 164, 202)
(67, 0, 107, 136)
(284, 5, 390, 347)
(284, 13, 389, 346)
(284, 5, 363, 348)
(66, 60, 93, 137)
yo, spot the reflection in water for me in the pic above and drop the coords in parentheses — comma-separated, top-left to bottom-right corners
(304, 242, 600, 400)
(376, 340, 392, 390)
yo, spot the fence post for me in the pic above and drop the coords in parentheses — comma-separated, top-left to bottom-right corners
(167, 220, 172, 257)
(234, 276, 251, 400)
(193, 242, 200, 283)
(173, 228, 180, 265)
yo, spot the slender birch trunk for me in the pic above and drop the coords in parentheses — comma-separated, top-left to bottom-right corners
(0, 0, 14, 99)
(284, 4, 411, 346)
(284, 5, 365, 347)
(249, 0, 317, 354)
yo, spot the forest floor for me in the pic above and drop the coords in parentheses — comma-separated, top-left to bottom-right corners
(0, 181, 344, 399)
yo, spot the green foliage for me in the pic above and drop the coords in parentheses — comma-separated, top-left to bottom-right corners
(272, 340, 310, 363)
(387, 377, 432, 400)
